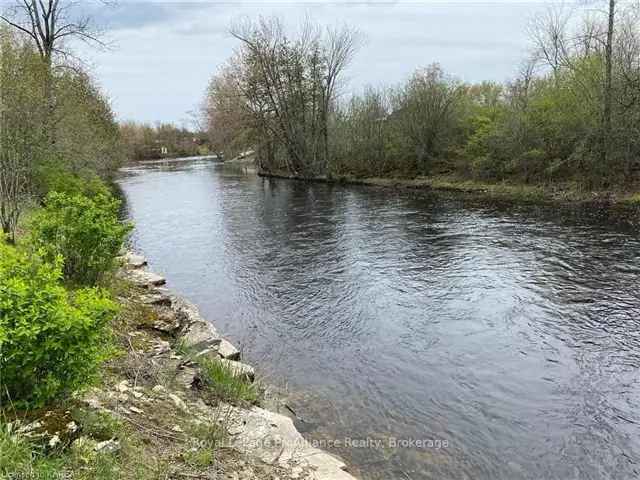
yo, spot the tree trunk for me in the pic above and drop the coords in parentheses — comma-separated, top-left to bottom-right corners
(602, 0, 615, 165)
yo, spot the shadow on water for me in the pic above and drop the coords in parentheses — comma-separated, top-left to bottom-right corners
(117, 159, 640, 480)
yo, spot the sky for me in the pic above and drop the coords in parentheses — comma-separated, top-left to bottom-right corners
(64, 0, 560, 125)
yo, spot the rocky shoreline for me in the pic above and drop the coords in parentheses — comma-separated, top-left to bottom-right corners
(103, 252, 359, 479)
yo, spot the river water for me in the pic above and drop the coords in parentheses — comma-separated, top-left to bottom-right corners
(117, 158, 640, 480)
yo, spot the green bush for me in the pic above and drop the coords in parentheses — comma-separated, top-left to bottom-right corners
(29, 191, 131, 285)
(0, 243, 117, 408)
(35, 165, 113, 199)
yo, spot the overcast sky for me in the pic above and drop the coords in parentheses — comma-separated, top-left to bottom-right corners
(69, 0, 558, 125)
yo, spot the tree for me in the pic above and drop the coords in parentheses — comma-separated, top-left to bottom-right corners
(0, 28, 46, 242)
(228, 17, 360, 176)
(0, 0, 110, 62)
(602, 0, 616, 162)
(0, 0, 112, 146)
(391, 64, 464, 174)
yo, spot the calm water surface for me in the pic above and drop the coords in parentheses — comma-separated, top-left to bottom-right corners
(117, 159, 640, 480)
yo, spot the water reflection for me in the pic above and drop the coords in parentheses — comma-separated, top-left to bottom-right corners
(118, 159, 640, 480)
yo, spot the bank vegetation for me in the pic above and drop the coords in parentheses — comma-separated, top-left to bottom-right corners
(205, 5, 640, 196)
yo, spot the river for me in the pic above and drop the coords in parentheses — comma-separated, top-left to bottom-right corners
(117, 158, 640, 480)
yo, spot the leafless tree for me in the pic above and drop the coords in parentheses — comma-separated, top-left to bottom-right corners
(229, 17, 360, 176)
(0, 0, 112, 63)
(0, 1, 113, 146)
(0, 149, 30, 243)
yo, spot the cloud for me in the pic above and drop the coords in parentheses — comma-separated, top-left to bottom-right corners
(70, 1, 548, 123)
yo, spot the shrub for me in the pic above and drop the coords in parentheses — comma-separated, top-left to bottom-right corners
(29, 191, 131, 285)
(35, 166, 113, 199)
(0, 243, 117, 408)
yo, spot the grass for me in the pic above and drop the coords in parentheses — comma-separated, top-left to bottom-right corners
(0, 407, 172, 480)
(625, 192, 640, 204)
(0, 419, 64, 478)
(176, 341, 259, 405)
(199, 356, 259, 405)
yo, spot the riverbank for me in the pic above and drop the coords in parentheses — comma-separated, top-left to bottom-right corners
(3, 252, 358, 480)
(258, 171, 640, 207)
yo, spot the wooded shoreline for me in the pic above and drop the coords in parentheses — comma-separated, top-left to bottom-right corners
(257, 170, 640, 208)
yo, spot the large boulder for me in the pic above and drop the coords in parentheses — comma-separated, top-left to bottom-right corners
(217, 339, 241, 360)
(127, 270, 166, 288)
(181, 320, 221, 352)
(124, 253, 147, 269)
(225, 406, 357, 480)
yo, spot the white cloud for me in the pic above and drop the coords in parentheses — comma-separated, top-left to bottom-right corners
(72, 1, 552, 123)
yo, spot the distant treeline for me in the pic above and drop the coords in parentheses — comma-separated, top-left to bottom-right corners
(119, 121, 211, 161)
(205, 6, 640, 189)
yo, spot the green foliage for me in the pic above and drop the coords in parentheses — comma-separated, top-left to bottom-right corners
(35, 165, 113, 199)
(197, 356, 258, 405)
(0, 420, 64, 478)
(176, 341, 258, 405)
(29, 191, 131, 285)
(0, 243, 117, 408)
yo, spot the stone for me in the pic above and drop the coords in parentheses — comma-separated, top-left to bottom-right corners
(218, 339, 241, 360)
(138, 292, 172, 307)
(129, 406, 144, 414)
(218, 359, 255, 381)
(172, 296, 206, 330)
(151, 310, 181, 334)
(125, 253, 147, 268)
(175, 366, 199, 389)
(116, 380, 130, 393)
(181, 320, 221, 352)
(225, 406, 357, 480)
(152, 385, 167, 395)
(128, 270, 166, 288)
(168, 393, 189, 413)
(48, 434, 61, 448)
(95, 439, 121, 454)
(153, 341, 171, 356)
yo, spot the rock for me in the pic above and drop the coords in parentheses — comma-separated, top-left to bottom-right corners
(129, 406, 144, 414)
(172, 296, 206, 330)
(218, 359, 255, 381)
(152, 385, 167, 395)
(138, 292, 172, 307)
(181, 320, 221, 352)
(48, 434, 61, 448)
(218, 339, 241, 360)
(175, 366, 199, 389)
(132, 391, 144, 399)
(151, 309, 181, 334)
(127, 270, 166, 288)
(125, 253, 147, 268)
(116, 380, 130, 393)
(168, 393, 189, 413)
(226, 406, 357, 480)
(95, 439, 121, 454)
(153, 341, 171, 356)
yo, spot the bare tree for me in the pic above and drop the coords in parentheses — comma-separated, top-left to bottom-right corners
(0, 149, 30, 243)
(0, 0, 111, 63)
(602, 0, 616, 162)
(0, 1, 112, 146)
(229, 17, 360, 177)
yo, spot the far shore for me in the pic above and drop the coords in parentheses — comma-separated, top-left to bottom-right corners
(256, 170, 640, 208)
